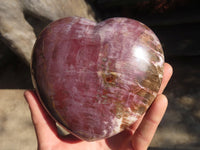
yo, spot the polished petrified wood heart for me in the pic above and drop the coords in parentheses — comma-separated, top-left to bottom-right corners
(31, 17, 164, 141)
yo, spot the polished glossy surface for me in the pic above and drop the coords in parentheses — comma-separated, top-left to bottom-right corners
(31, 17, 164, 141)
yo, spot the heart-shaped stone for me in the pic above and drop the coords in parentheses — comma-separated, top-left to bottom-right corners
(31, 17, 164, 141)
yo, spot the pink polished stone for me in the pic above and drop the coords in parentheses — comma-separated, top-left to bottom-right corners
(31, 17, 164, 141)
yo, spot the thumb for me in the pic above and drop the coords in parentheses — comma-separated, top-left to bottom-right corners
(24, 90, 59, 142)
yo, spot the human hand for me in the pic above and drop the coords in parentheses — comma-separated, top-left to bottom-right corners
(24, 63, 172, 150)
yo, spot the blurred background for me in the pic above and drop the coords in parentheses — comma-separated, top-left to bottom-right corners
(0, 0, 200, 149)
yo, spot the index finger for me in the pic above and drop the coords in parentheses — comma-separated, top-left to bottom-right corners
(158, 63, 173, 94)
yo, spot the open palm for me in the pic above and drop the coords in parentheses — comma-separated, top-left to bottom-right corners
(24, 63, 172, 150)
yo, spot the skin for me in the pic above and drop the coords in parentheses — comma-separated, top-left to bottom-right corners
(24, 63, 173, 150)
